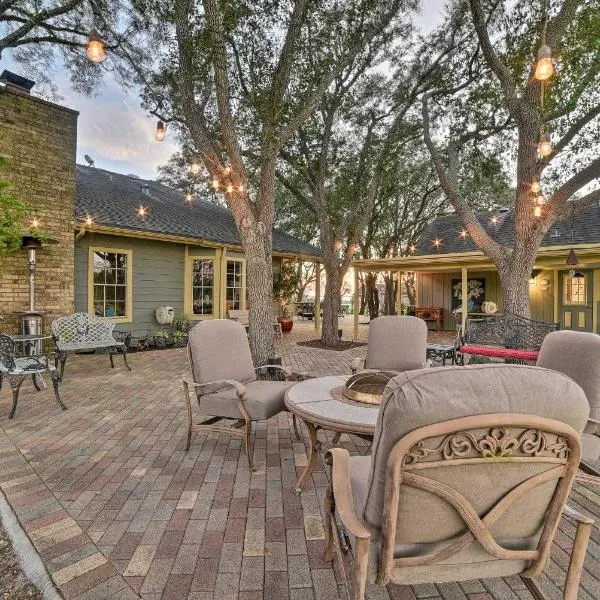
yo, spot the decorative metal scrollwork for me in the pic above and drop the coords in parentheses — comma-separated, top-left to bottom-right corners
(404, 427, 569, 465)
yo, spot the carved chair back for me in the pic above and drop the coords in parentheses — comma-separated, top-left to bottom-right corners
(52, 313, 115, 345)
(0, 334, 16, 372)
(364, 316, 427, 371)
(376, 413, 581, 583)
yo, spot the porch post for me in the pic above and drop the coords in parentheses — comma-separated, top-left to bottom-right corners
(395, 271, 403, 315)
(461, 266, 468, 331)
(354, 267, 360, 340)
(314, 262, 321, 330)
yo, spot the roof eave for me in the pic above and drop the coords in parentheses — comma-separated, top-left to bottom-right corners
(75, 222, 321, 261)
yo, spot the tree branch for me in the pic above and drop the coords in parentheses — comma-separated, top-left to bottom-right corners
(422, 93, 507, 261)
(545, 155, 600, 217)
(468, 0, 519, 114)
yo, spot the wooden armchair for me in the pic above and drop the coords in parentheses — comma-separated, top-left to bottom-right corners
(351, 316, 428, 374)
(324, 364, 593, 600)
(183, 319, 301, 470)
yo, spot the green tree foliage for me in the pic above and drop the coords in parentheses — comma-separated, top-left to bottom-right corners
(422, 0, 600, 317)
(0, 157, 29, 261)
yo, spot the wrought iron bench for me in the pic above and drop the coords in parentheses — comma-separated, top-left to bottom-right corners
(0, 334, 66, 418)
(52, 313, 131, 379)
(456, 313, 559, 365)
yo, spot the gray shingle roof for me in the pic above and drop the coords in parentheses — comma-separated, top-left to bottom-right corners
(75, 165, 320, 258)
(414, 204, 600, 256)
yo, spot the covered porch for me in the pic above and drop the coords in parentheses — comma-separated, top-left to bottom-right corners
(352, 243, 600, 339)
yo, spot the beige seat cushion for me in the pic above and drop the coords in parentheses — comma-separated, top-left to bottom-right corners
(364, 316, 427, 372)
(199, 380, 294, 421)
(583, 432, 600, 462)
(537, 330, 600, 421)
(188, 320, 256, 395)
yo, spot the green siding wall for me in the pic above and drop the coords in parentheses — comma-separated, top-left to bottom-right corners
(417, 269, 555, 330)
(75, 233, 287, 332)
(75, 233, 186, 332)
(417, 271, 502, 331)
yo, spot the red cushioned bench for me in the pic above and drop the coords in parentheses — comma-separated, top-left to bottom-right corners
(459, 344, 539, 362)
(456, 313, 559, 365)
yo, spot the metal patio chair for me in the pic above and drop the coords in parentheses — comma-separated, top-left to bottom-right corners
(351, 316, 428, 374)
(183, 319, 302, 470)
(0, 334, 66, 418)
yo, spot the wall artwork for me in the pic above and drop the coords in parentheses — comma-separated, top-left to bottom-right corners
(452, 278, 486, 313)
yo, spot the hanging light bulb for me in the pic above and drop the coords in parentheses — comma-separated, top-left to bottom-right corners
(31, 218, 39, 228)
(86, 30, 106, 63)
(460, 229, 468, 238)
(190, 161, 201, 176)
(409, 244, 416, 253)
(211, 177, 220, 189)
(223, 166, 231, 175)
(226, 184, 233, 194)
(534, 45, 554, 81)
(433, 238, 442, 247)
(531, 179, 541, 193)
(138, 206, 147, 217)
(85, 216, 93, 226)
(155, 121, 165, 142)
(539, 133, 553, 157)
(237, 184, 245, 193)
(186, 192, 193, 202)
(534, 206, 542, 217)
(491, 216, 498, 224)
(536, 193, 547, 205)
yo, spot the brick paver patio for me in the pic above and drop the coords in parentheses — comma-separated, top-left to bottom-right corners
(0, 319, 599, 600)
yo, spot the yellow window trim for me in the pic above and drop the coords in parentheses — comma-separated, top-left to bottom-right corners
(223, 255, 247, 316)
(88, 246, 133, 323)
(184, 247, 222, 320)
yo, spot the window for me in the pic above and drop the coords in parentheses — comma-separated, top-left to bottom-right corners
(225, 260, 244, 312)
(192, 259, 214, 316)
(91, 250, 130, 319)
(563, 274, 586, 305)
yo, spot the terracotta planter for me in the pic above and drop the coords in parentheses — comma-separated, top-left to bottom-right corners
(278, 318, 294, 333)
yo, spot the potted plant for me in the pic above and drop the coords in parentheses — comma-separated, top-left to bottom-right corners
(173, 314, 194, 334)
(153, 330, 169, 348)
(172, 330, 188, 348)
(273, 263, 301, 333)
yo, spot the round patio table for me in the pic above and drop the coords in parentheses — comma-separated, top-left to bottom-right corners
(285, 375, 379, 492)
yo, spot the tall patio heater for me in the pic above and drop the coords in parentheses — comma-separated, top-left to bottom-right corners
(20, 234, 44, 353)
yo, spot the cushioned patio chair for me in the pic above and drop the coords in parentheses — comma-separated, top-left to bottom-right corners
(183, 319, 300, 470)
(324, 364, 592, 600)
(351, 316, 427, 374)
(537, 330, 600, 475)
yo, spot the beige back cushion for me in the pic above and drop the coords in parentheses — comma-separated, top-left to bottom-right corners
(188, 320, 256, 393)
(537, 330, 600, 421)
(363, 364, 589, 545)
(365, 316, 427, 371)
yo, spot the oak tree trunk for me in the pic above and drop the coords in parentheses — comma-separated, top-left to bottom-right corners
(383, 274, 396, 315)
(241, 221, 275, 366)
(321, 260, 343, 346)
(365, 273, 379, 319)
(359, 274, 366, 315)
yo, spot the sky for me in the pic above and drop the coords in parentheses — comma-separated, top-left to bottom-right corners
(0, 1, 445, 181)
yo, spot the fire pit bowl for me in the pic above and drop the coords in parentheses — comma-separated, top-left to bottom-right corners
(341, 371, 397, 406)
